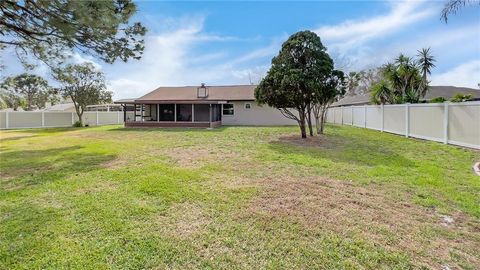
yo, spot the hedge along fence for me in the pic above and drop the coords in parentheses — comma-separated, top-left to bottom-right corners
(326, 101, 480, 149)
(0, 111, 124, 130)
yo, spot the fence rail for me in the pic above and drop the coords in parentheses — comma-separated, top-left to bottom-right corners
(0, 111, 124, 130)
(326, 101, 480, 149)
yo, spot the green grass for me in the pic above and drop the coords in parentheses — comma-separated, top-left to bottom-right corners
(1, 124, 479, 269)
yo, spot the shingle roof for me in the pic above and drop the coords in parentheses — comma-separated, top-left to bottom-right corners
(135, 85, 256, 102)
(332, 86, 480, 107)
(44, 103, 75, 111)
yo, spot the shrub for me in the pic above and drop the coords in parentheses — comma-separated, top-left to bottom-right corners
(450, 93, 473, 102)
(430, 97, 447, 103)
(72, 121, 83, 127)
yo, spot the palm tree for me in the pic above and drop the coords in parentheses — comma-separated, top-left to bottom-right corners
(441, 0, 480, 23)
(417, 48, 436, 83)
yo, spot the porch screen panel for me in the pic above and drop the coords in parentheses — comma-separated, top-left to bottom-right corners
(159, 104, 174, 121)
(176, 104, 192, 122)
(211, 104, 221, 122)
(194, 104, 210, 122)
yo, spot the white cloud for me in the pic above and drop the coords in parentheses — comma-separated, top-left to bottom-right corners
(105, 15, 273, 99)
(315, 0, 435, 48)
(431, 60, 480, 89)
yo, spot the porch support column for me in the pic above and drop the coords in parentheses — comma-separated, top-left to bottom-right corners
(192, 104, 194, 122)
(174, 104, 177, 122)
(209, 104, 212, 128)
(140, 104, 144, 122)
(157, 104, 159, 122)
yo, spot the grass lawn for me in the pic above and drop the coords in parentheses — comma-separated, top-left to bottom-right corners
(1, 124, 479, 269)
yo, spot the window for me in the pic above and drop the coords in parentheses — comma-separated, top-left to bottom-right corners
(222, 103, 234, 115)
(244, 103, 251, 110)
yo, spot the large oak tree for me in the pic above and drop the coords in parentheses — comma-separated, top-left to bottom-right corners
(255, 31, 338, 138)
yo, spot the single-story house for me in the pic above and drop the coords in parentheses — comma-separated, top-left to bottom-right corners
(332, 86, 480, 107)
(114, 84, 297, 128)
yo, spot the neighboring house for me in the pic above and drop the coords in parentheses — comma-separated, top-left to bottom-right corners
(114, 84, 297, 128)
(44, 103, 123, 112)
(332, 86, 480, 107)
(44, 103, 76, 112)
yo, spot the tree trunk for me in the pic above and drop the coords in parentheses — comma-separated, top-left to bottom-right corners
(299, 112, 307, 138)
(315, 114, 321, 134)
(306, 104, 313, 136)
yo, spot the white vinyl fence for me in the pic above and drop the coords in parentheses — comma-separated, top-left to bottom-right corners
(326, 101, 480, 149)
(0, 111, 124, 130)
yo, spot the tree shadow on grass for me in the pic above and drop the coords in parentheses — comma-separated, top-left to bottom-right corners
(0, 145, 116, 190)
(267, 133, 415, 168)
(106, 126, 230, 133)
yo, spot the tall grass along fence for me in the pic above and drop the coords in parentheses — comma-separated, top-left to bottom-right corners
(326, 101, 480, 149)
(0, 111, 123, 130)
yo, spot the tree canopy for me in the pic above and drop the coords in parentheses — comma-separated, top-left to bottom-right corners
(370, 49, 435, 105)
(53, 63, 112, 126)
(0, 73, 55, 110)
(255, 30, 342, 138)
(0, 0, 147, 65)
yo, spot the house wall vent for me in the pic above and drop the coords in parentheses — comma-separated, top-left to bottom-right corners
(197, 83, 209, 98)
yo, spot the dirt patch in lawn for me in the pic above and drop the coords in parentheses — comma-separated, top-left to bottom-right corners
(155, 202, 211, 239)
(243, 177, 480, 269)
(274, 134, 340, 149)
(165, 146, 239, 168)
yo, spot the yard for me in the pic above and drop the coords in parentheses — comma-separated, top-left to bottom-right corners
(0, 125, 479, 269)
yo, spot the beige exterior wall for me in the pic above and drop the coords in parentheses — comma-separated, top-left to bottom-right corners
(326, 102, 480, 149)
(221, 101, 297, 126)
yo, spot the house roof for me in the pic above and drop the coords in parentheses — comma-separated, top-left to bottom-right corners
(332, 86, 480, 107)
(44, 103, 75, 111)
(117, 85, 256, 103)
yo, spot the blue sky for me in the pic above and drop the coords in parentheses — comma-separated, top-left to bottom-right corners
(2, 0, 480, 99)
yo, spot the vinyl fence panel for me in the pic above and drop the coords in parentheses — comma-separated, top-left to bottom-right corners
(0, 111, 124, 130)
(342, 107, 352, 126)
(448, 103, 480, 148)
(365, 106, 382, 130)
(326, 101, 480, 149)
(0, 112, 6, 129)
(44, 112, 73, 127)
(409, 104, 444, 142)
(352, 106, 365, 127)
(383, 105, 406, 135)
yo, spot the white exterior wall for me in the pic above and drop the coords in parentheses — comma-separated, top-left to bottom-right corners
(221, 101, 298, 126)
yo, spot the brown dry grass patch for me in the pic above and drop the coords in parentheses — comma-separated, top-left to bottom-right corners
(154, 202, 211, 239)
(243, 177, 480, 269)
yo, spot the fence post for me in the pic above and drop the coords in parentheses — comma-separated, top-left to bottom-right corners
(5, 111, 9, 129)
(443, 102, 449, 144)
(42, 111, 45, 127)
(96, 111, 99, 126)
(364, 105, 367, 128)
(351, 106, 354, 125)
(71, 112, 74, 125)
(117, 111, 120, 124)
(381, 104, 384, 132)
(405, 103, 410, 138)
(341, 107, 344, 125)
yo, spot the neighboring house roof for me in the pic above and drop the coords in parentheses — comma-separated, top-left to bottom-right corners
(44, 103, 75, 111)
(118, 85, 256, 103)
(332, 86, 480, 107)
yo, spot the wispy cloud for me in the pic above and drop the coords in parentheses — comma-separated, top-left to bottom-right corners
(431, 60, 480, 89)
(315, 0, 435, 48)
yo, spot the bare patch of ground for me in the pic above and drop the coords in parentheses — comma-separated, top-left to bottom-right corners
(242, 177, 480, 269)
(155, 202, 211, 239)
(273, 134, 340, 149)
(165, 146, 240, 168)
